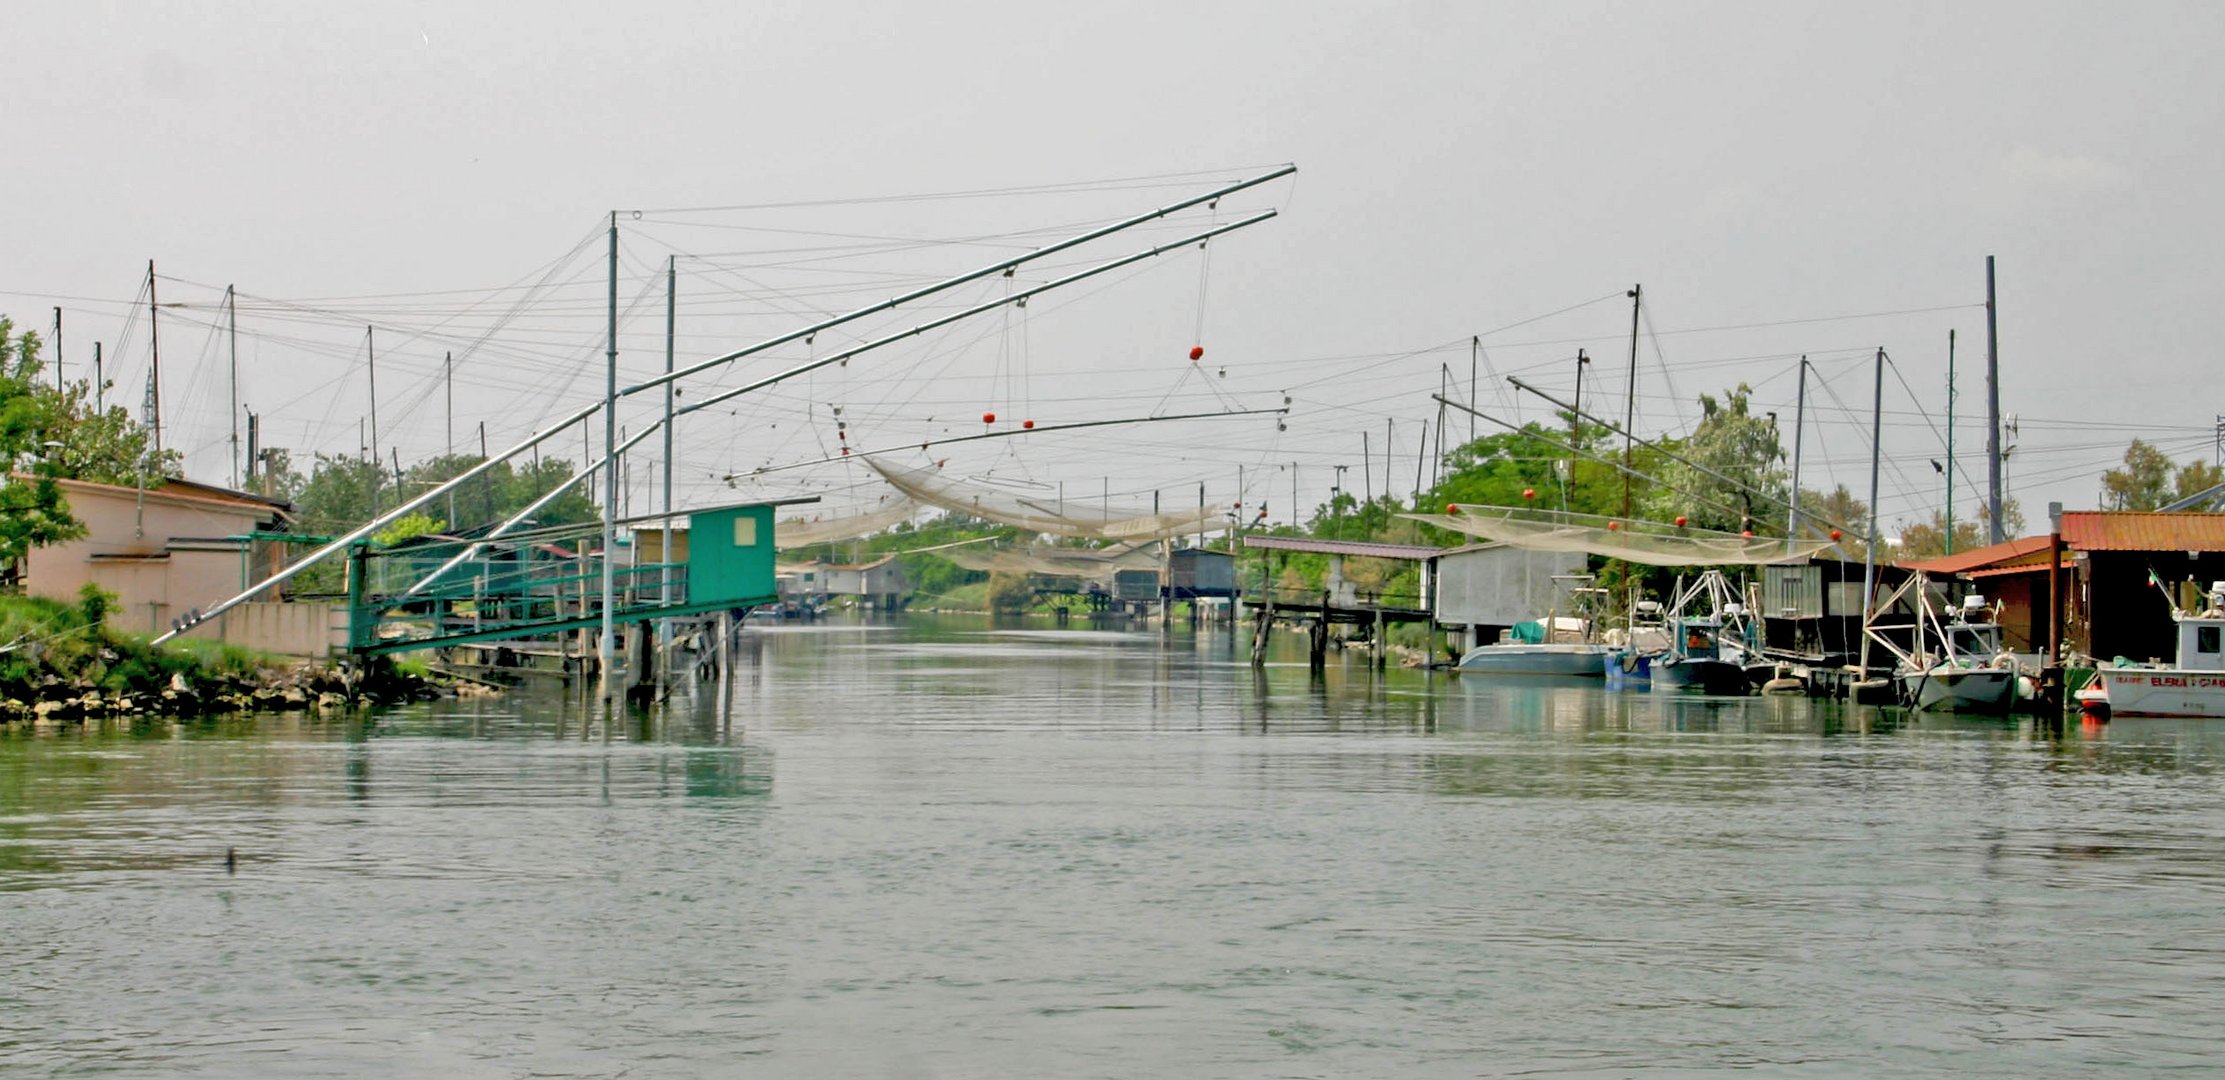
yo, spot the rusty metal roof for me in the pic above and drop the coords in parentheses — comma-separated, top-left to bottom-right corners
(2060, 511, 2225, 552)
(1901, 535, 2055, 575)
(1240, 536, 1445, 560)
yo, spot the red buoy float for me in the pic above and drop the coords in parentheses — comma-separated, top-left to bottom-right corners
(1741, 530, 1754, 538)
(982, 412, 996, 424)
(1521, 488, 1536, 500)
(1022, 419, 1035, 429)
(1830, 529, 1843, 541)
(1607, 521, 1620, 531)
(1189, 346, 1205, 361)
(1674, 515, 1688, 527)
(1445, 503, 1459, 515)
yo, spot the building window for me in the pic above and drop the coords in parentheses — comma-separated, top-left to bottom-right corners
(2201, 625, 2221, 655)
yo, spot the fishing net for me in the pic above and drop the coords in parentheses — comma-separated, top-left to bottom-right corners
(774, 497, 919, 550)
(1401, 504, 1832, 567)
(938, 542, 1162, 582)
(870, 460, 1225, 542)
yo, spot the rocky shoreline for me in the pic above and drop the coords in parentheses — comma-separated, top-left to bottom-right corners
(1, 657, 492, 728)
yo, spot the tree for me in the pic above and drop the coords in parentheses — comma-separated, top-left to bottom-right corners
(1643, 384, 1787, 533)
(2103, 438, 2175, 510)
(2176, 458, 2224, 503)
(0, 320, 86, 566)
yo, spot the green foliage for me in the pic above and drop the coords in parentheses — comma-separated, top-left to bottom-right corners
(2103, 439, 2176, 510)
(1641, 384, 1785, 533)
(77, 582, 113, 627)
(2176, 457, 2223, 503)
(372, 512, 447, 548)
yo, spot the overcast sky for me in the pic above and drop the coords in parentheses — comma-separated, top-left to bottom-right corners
(6, 1, 2220, 534)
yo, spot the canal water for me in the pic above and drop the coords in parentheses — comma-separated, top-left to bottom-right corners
(5, 615, 2224, 1077)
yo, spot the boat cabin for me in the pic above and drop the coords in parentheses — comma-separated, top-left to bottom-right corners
(2173, 583, 2225, 671)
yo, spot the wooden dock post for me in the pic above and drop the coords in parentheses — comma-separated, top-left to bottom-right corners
(715, 609, 734, 726)
(1372, 609, 1387, 670)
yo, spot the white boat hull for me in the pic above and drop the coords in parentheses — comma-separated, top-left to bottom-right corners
(1456, 643, 1613, 677)
(1899, 666, 2016, 712)
(2092, 668, 2225, 718)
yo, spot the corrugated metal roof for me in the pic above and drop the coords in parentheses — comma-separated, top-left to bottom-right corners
(1241, 536, 1445, 560)
(1901, 534, 2054, 575)
(2060, 511, 2225, 552)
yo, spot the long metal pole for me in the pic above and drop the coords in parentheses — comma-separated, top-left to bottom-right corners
(662, 255, 676, 607)
(153, 401, 602, 644)
(1861, 348, 1885, 637)
(147, 261, 162, 454)
(675, 212, 1276, 421)
(600, 212, 619, 703)
(226, 287, 240, 488)
(159, 187, 1292, 645)
(366, 326, 380, 516)
(93, 342, 103, 413)
(1622, 283, 1640, 517)
(1985, 256, 2003, 544)
(1468, 336, 1478, 443)
(1786, 358, 1808, 551)
(1945, 329, 1957, 555)
(741, 408, 1288, 480)
(628, 165, 1295, 399)
(52, 307, 62, 392)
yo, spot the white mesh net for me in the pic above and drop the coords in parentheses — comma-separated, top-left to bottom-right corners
(871, 460, 1225, 542)
(774, 497, 918, 550)
(938, 542, 1162, 582)
(1401, 504, 1831, 566)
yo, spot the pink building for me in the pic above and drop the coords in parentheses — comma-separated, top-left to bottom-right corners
(20, 476, 340, 655)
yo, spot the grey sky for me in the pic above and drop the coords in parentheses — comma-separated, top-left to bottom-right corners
(6, 1, 2220, 533)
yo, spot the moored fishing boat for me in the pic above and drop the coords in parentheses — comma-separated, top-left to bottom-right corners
(2087, 582, 2225, 719)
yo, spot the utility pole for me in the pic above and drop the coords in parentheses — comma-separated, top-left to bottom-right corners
(147, 261, 163, 454)
(51, 307, 62, 392)
(227, 286, 240, 488)
(1861, 347, 1885, 653)
(366, 326, 380, 516)
(1362, 431, 1372, 503)
(1468, 336, 1479, 443)
(1945, 329, 1956, 556)
(1621, 283, 1641, 517)
(93, 342, 103, 413)
(445, 351, 454, 457)
(1570, 349, 1590, 445)
(662, 256, 677, 614)
(1786, 358, 1808, 550)
(599, 211, 619, 704)
(1985, 256, 2004, 545)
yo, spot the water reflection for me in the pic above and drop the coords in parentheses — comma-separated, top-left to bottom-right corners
(4, 615, 2225, 1076)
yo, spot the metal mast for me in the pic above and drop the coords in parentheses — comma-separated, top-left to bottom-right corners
(662, 255, 676, 610)
(147, 261, 162, 454)
(227, 286, 240, 488)
(1985, 256, 2003, 544)
(1945, 329, 1956, 555)
(1621, 283, 1640, 516)
(1786, 357, 1808, 549)
(600, 212, 619, 704)
(1861, 347, 1885, 636)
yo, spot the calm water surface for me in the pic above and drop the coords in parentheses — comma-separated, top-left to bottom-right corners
(5, 615, 2224, 1077)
